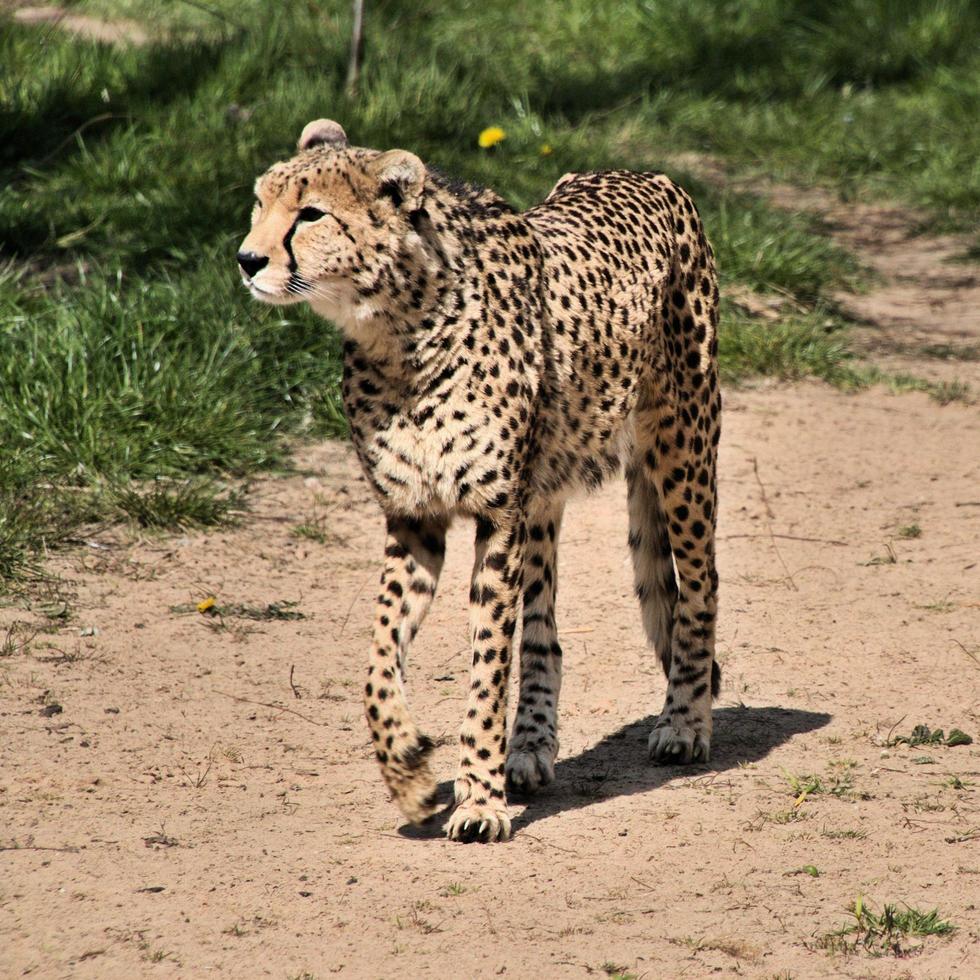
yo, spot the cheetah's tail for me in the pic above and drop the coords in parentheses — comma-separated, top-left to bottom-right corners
(627, 462, 677, 671)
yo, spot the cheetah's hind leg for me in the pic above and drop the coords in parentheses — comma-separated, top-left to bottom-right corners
(629, 453, 720, 764)
(637, 213, 722, 764)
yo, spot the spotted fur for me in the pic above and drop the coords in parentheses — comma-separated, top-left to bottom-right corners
(239, 120, 722, 842)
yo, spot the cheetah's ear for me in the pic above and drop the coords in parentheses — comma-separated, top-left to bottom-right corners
(297, 119, 348, 151)
(368, 149, 426, 212)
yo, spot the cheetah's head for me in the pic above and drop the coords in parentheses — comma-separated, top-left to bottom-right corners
(237, 119, 427, 327)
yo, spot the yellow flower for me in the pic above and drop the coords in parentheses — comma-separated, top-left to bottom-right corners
(478, 126, 506, 149)
(197, 596, 217, 614)
(539, 143, 553, 156)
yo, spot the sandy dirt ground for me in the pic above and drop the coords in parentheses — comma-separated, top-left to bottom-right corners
(2, 196, 979, 975)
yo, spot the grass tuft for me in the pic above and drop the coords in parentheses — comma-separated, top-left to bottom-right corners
(111, 479, 243, 530)
(720, 307, 858, 384)
(785, 762, 857, 803)
(821, 898, 955, 956)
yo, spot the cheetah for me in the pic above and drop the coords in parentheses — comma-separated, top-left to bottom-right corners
(238, 119, 722, 842)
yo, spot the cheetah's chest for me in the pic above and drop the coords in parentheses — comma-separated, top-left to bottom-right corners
(355, 403, 500, 516)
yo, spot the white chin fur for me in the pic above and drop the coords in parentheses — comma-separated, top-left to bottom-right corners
(245, 281, 303, 306)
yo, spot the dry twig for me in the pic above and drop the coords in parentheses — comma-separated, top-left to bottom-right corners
(212, 689, 327, 726)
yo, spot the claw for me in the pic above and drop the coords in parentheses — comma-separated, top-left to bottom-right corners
(649, 722, 712, 766)
(445, 801, 511, 843)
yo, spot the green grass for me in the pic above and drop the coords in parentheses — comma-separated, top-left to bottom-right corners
(719, 306, 858, 385)
(785, 766, 856, 800)
(1, 0, 977, 583)
(822, 898, 955, 956)
(111, 478, 243, 530)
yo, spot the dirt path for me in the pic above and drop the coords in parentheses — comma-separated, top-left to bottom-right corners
(774, 188, 979, 390)
(8, 4, 150, 44)
(2, 210, 979, 975)
(673, 152, 980, 392)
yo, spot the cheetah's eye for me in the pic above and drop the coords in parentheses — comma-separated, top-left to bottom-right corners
(298, 206, 326, 223)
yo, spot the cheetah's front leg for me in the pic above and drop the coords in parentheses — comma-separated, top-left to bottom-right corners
(445, 514, 524, 842)
(506, 500, 564, 793)
(365, 514, 447, 824)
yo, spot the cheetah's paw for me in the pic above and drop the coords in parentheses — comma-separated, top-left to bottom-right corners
(385, 751, 440, 825)
(505, 741, 558, 793)
(392, 774, 441, 825)
(444, 799, 511, 843)
(648, 721, 711, 765)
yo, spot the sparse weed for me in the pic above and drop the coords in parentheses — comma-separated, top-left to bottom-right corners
(917, 341, 980, 361)
(395, 901, 444, 935)
(854, 367, 974, 405)
(292, 521, 328, 545)
(291, 495, 335, 545)
(171, 598, 305, 621)
(217, 744, 244, 764)
(820, 897, 955, 956)
(665, 935, 762, 962)
(786, 772, 827, 797)
(36, 642, 104, 666)
(0, 622, 37, 658)
(785, 763, 855, 803)
(752, 807, 808, 827)
(918, 597, 956, 613)
(941, 775, 972, 790)
(861, 543, 898, 566)
(929, 380, 972, 405)
(887, 724, 973, 748)
(903, 793, 946, 814)
(141, 947, 174, 964)
(180, 755, 214, 790)
(318, 680, 346, 702)
(600, 964, 637, 980)
(821, 828, 868, 840)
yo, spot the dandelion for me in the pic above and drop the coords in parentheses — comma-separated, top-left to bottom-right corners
(539, 143, 553, 156)
(478, 126, 506, 149)
(197, 596, 217, 614)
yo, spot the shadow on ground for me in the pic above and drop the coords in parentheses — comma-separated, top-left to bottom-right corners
(400, 705, 831, 839)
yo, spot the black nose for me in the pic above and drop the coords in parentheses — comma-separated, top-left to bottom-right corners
(237, 250, 269, 278)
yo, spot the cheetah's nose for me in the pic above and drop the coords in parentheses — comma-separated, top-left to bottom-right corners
(237, 251, 269, 278)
